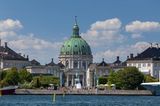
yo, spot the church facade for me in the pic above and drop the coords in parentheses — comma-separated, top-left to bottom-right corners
(59, 19, 93, 87)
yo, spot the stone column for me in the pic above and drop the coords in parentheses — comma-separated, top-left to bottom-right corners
(66, 74, 69, 86)
(82, 74, 85, 87)
(78, 61, 80, 69)
(72, 75, 74, 86)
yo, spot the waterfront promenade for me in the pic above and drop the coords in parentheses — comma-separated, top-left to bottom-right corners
(15, 89, 152, 96)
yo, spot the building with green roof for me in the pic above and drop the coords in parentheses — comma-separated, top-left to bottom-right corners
(59, 18, 93, 87)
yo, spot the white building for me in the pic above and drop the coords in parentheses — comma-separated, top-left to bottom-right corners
(0, 41, 30, 70)
(127, 46, 160, 79)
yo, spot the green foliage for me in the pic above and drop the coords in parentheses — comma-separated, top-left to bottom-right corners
(19, 69, 32, 83)
(144, 75, 158, 82)
(20, 81, 33, 89)
(108, 71, 117, 84)
(115, 67, 144, 89)
(4, 68, 20, 85)
(32, 75, 59, 88)
(98, 77, 108, 84)
(0, 71, 7, 80)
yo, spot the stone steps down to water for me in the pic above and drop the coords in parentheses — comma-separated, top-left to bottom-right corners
(15, 89, 153, 96)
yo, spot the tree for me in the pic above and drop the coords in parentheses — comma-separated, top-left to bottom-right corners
(98, 77, 108, 84)
(144, 75, 158, 82)
(19, 69, 32, 83)
(115, 67, 144, 89)
(108, 71, 117, 84)
(4, 68, 20, 85)
(0, 71, 7, 80)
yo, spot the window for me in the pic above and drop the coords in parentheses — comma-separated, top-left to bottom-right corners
(138, 63, 141, 68)
(82, 61, 86, 69)
(75, 45, 77, 47)
(66, 51, 69, 55)
(68, 45, 70, 47)
(74, 61, 78, 68)
(148, 63, 151, 67)
(143, 63, 146, 67)
(74, 51, 78, 55)
(66, 60, 69, 68)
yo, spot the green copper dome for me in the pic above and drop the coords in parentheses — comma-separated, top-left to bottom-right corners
(60, 21, 92, 55)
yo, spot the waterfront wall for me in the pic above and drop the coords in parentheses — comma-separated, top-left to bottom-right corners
(15, 89, 152, 96)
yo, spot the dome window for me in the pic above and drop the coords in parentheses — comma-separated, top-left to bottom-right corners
(68, 45, 70, 47)
(75, 45, 77, 47)
(82, 45, 85, 48)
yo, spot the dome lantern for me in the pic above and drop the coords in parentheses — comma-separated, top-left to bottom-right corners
(72, 16, 80, 38)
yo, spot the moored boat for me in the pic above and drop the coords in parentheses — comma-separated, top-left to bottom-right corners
(141, 82, 160, 96)
(0, 86, 18, 95)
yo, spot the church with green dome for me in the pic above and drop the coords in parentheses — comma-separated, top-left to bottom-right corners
(59, 18, 93, 87)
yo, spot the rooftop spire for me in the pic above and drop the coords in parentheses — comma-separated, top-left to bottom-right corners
(72, 16, 80, 38)
(75, 16, 78, 25)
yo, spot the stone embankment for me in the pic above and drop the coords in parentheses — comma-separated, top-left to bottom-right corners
(15, 89, 153, 96)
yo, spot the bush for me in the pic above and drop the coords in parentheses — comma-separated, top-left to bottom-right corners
(144, 75, 158, 82)
(32, 75, 59, 88)
(4, 68, 20, 85)
(19, 69, 33, 83)
(115, 67, 144, 89)
(98, 77, 108, 84)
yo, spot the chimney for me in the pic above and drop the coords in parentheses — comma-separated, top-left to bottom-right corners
(117, 56, 119, 61)
(127, 56, 129, 59)
(0, 39, 1, 46)
(5, 42, 7, 48)
(27, 55, 29, 59)
(130, 53, 134, 59)
(51, 58, 54, 62)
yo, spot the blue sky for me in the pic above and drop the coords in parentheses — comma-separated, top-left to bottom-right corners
(0, 0, 160, 64)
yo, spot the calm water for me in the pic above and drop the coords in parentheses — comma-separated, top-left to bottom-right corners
(0, 95, 160, 106)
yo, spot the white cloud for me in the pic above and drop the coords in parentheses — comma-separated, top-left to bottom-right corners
(91, 18, 121, 30)
(125, 21, 160, 38)
(94, 41, 149, 62)
(0, 19, 62, 64)
(81, 18, 124, 47)
(0, 18, 22, 31)
(9, 34, 62, 50)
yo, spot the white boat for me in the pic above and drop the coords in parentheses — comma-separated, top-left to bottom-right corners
(141, 82, 160, 95)
(0, 86, 18, 95)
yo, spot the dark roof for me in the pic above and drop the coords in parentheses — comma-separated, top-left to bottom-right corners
(57, 62, 65, 68)
(31, 59, 40, 66)
(128, 47, 160, 60)
(98, 59, 108, 66)
(113, 56, 122, 64)
(0, 45, 28, 61)
(46, 58, 57, 66)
